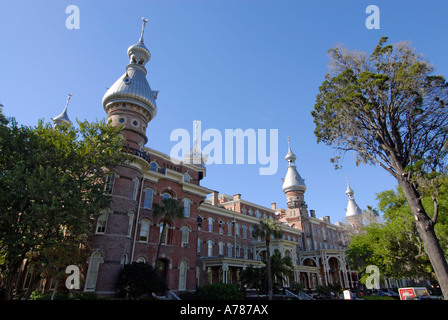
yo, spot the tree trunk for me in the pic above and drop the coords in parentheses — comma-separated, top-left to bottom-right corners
(266, 240, 273, 300)
(398, 177, 448, 300)
(154, 222, 166, 271)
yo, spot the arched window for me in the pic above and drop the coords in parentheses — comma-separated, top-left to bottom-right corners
(139, 220, 150, 242)
(163, 193, 172, 200)
(227, 243, 233, 258)
(85, 251, 102, 292)
(136, 256, 146, 263)
(207, 240, 213, 257)
(150, 161, 158, 172)
(120, 254, 129, 269)
(218, 242, 224, 256)
(132, 177, 139, 200)
(181, 226, 190, 246)
(178, 260, 188, 291)
(127, 212, 134, 237)
(143, 188, 153, 208)
(183, 198, 191, 217)
(104, 172, 115, 194)
(96, 212, 108, 234)
(208, 217, 213, 233)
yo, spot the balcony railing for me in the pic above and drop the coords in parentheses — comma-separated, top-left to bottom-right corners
(123, 146, 151, 163)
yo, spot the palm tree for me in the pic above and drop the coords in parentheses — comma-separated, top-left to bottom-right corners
(152, 197, 184, 270)
(251, 219, 283, 300)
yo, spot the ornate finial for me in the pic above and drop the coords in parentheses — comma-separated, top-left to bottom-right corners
(139, 17, 149, 42)
(287, 136, 291, 150)
(64, 94, 73, 111)
(193, 120, 199, 144)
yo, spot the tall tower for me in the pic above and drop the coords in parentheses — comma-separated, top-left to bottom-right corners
(282, 137, 307, 216)
(52, 94, 72, 127)
(102, 18, 158, 150)
(345, 178, 363, 228)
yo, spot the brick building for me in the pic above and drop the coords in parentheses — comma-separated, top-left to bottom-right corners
(57, 20, 361, 296)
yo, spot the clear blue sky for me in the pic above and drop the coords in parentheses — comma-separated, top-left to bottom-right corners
(1, 0, 447, 224)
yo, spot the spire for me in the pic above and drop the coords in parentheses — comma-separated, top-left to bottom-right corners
(52, 94, 72, 127)
(102, 18, 157, 124)
(345, 177, 362, 218)
(345, 176, 355, 197)
(285, 136, 297, 165)
(184, 120, 208, 167)
(282, 137, 306, 193)
(139, 17, 149, 43)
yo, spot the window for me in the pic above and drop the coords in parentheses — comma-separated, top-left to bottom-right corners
(197, 238, 201, 254)
(136, 256, 146, 263)
(227, 243, 233, 258)
(139, 220, 150, 242)
(227, 221, 232, 236)
(181, 226, 190, 246)
(143, 189, 153, 208)
(208, 217, 213, 232)
(132, 177, 139, 200)
(242, 208, 247, 215)
(150, 162, 158, 172)
(244, 246, 248, 259)
(218, 221, 224, 235)
(178, 260, 187, 291)
(235, 223, 240, 237)
(207, 240, 213, 257)
(255, 210, 261, 219)
(96, 212, 108, 234)
(236, 245, 240, 258)
(104, 173, 115, 194)
(248, 209, 253, 216)
(85, 252, 102, 292)
(127, 212, 134, 237)
(183, 198, 191, 217)
(218, 242, 224, 256)
(163, 193, 172, 201)
(242, 225, 247, 238)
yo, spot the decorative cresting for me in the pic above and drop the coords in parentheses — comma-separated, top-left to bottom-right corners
(102, 18, 158, 127)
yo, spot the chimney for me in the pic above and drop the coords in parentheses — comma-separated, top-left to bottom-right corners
(211, 191, 219, 206)
(324, 216, 331, 224)
(310, 209, 316, 218)
(233, 193, 241, 201)
(271, 202, 276, 210)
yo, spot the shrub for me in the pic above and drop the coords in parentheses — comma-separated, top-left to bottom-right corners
(196, 283, 244, 300)
(115, 262, 167, 299)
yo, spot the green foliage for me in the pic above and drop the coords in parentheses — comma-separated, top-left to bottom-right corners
(115, 262, 168, 299)
(240, 251, 293, 295)
(0, 108, 130, 299)
(196, 283, 244, 300)
(347, 179, 448, 281)
(312, 36, 448, 176)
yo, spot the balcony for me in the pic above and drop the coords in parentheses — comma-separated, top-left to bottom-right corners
(123, 146, 151, 163)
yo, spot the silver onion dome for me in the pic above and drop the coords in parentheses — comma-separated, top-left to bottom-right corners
(102, 18, 157, 119)
(345, 178, 363, 217)
(282, 137, 306, 193)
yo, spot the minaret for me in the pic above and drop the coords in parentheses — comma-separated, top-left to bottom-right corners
(345, 177, 363, 228)
(282, 137, 307, 216)
(52, 94, 72, 127)
(184, 120, 208, 167)
(102, 18, 158, 149)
